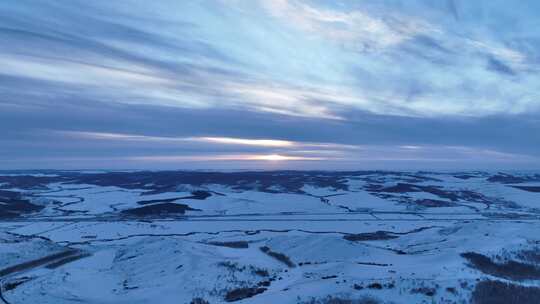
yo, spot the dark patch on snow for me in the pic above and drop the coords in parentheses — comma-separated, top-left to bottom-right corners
(45, 253, 91, 269)
(3, 276, 33, 291)
(137, 191, 213, 205)
(0, 190, 44, 218)
(414, 199, 456, 208)
(224, 286, 266, 302)
(487, 173, 540, 184)
(121, 203, 200, 217)
(260, 246, 295, 268)
(190, 298, 210, 304)
(410, 287, 436, 296)
(344, 231, 399, 242)
(461, 252, 540, 281)
(367, 283, 383, 289)
(510, 186, 540, 193)
(207, 241, 249, 249)
(0, 175, 65, 190)
(0, 249, 81, 277)
(471, 280, 540, 304)
(321, 275, 338, 280)
(66, 171, 354, 194)
(299, 295, 381, 304)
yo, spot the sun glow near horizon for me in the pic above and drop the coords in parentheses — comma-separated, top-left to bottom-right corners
(246, 154, 323, 161)
(130, 153, 324, 162)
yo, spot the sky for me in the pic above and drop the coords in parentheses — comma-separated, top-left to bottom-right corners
(1, 0, 539, 170)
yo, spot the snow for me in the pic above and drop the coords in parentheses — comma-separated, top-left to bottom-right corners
(1, 171, 539, 303)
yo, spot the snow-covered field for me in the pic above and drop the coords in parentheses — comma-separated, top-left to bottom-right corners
(0, 170, 539, 303)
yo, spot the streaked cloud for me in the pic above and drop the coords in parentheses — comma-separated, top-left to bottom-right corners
(198, 137, 293, 147)
(57, 131, 294, 146)
(261, 0, 435, 51)
(2, 0, 539, 120)
(55, 131, 354, 150)
(130, 154, 324, 162)
(43, 130, 537, 166)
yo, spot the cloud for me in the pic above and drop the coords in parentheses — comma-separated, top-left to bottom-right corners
(1, 0, 539, 121)
(261, 0, 435, 51)
(198, 137, 294, 147)
(17, 130, 534, 168)
(55, 131, 355, 150)
(59, 131, 295, 147)
(1, 0, 540, 169)
(129, 154, 325, 162)
(486, 56, 515, 76)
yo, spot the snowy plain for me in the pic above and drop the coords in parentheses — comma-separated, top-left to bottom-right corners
(0, 170, 539, 303)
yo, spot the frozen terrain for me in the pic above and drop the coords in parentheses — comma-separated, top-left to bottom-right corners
(0, 170, 539, 303)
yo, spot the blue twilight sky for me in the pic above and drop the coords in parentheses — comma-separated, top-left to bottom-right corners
(1, 0, 539, 170)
